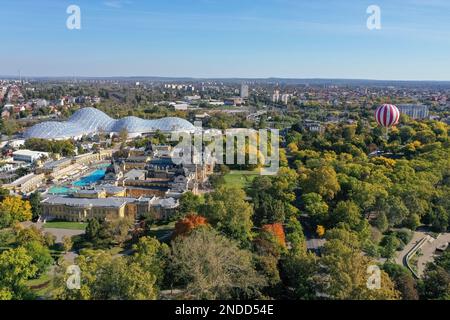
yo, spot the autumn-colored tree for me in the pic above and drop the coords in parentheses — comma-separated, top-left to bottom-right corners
(261, 223, 286, 248)
(0, 196, 32, 228)
(301, 166, 340, 201)
(172, 214, 208, 239)
(316, 225, 326, 237)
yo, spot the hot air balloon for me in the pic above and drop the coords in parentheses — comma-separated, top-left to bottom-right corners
(375, 104, 400, 140)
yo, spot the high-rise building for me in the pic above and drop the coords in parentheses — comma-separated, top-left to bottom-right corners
(281, 94, 291, 105)
(240, 84, 249, 99)
(272, 90, 280, 103)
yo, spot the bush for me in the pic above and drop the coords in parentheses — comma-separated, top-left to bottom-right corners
(395, 229, 413, 245)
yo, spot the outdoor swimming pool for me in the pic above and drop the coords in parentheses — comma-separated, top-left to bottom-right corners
(48, 186, 77, 195)
(73, 169, 106, 187)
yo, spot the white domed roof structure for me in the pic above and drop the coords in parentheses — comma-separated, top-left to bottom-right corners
(24, 107, 196, 140)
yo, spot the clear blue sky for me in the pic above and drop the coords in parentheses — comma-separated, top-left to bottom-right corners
(1, 0, 449, 80)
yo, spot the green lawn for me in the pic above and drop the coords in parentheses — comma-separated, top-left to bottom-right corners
(44, 221, 87, 230)
(223, 170, 259, 189)
(148, 221, 176, 241)
(27, 272, 56, 298)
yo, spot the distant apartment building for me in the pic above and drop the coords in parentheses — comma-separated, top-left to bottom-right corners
(240, 84, 249, 99)
(272, 90, 280, 103)
(303, 120, 325, 133)
(281, 94, 292, 105)
(398, 104, 430, 120)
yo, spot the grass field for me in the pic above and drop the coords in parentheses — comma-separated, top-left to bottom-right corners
(44, 221, 87, 230)
(148, 221, 176, 241)
(27, 273, 56, 298)
(223, 170, 259, 188)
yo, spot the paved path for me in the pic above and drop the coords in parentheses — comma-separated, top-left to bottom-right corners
(23, 221, 85, 243)
(395, 231, 450, 277)
(42, 228, 85, 243)
(394, 231, 426, 266)
(416, 233, 450, 276)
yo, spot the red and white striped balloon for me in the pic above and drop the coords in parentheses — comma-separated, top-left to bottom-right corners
(375, 104, 400, 128)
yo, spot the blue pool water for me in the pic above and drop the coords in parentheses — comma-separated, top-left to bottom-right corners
(73, 169, 106, 187)
(48, 186, 77, 195)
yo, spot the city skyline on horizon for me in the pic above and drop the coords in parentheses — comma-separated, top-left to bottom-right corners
(1, 0, 450, 80)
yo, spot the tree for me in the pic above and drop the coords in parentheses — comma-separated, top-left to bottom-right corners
(0, 188, 9, 202)
(0, 247, 37, 300)
(284, 217, 306, 254)
(302, 193, 329, 224)
(173, 214, 208, 238)
(14, 225, 46, 245)
(420, 251, 450, 300)
(384, 196, 410, 227)
(383, 262, 419, 300)
(201, 186, 253, 244)
(429, 206, 449, 232)
(316, 225, 326, 237)
(420, 265, 450, 300)
(380, 235, 401, 260)
(261, 223, 286, 248)
(249, 168, 299, 226)
(374, 212, 389, 233)
(62, 236, 73, 253)
(108, 217, 134, 246)
(318, 227, 400, 300)
(0, 196, 32, 228)
(23, 241, 53, 276)
(119, 128, 128, 143)
(178, 192, 203, 215)
(29, 192, 42, 221)
(1, 119, 20, 137)
(331, 201, 361, 230)
(85, 218, 101, 242)
(301, 166, 340, 200)
(281, 251, 319, 300)
(56, 250, 157, 300)
(84, 217, 133, 248)
(132, 237, 169, 287)
(169, 228, 266, 299)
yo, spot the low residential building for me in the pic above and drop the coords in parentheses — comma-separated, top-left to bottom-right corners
(41, 194, 178, 222)
(151, 145, 173, 158)
(124, 156, 151, 170)
(73, 189, 107, 199)
(72, 150, 113, 165)
(3, 173, 46, 194)
(224, 97, 244, 106)
(13, 150, 49, 163)
(37, 158, 84, 182)
(41, 196, 137, 221)
(0, 160, 27, 173)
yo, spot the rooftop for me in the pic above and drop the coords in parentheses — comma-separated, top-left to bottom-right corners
(24, 107, 197, 140)
(41, 195, 136, 208)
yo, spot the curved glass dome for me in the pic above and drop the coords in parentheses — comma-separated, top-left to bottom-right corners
(24, 107, 196, 140)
